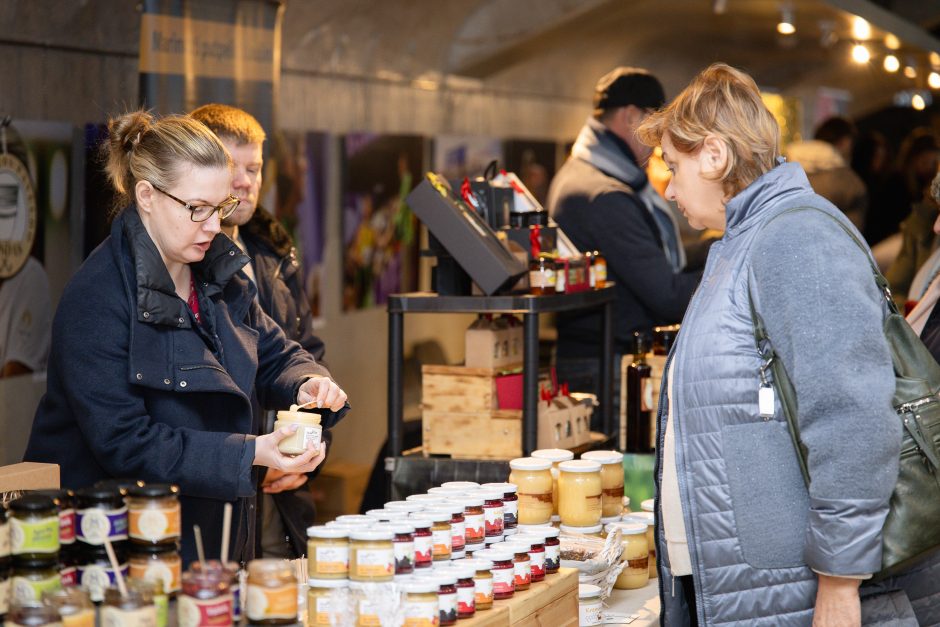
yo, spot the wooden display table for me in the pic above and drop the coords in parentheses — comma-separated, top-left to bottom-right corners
(462, 567, 579, 627)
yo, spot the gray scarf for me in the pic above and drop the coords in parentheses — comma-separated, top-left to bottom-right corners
(571, 117, 686, 271)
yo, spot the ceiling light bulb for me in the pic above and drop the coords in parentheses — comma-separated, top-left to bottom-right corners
(852, 44, 870, 64)
(930, 72, 940, 90)
(852, 16, 871, 40)
(912, 94, 926, 111)
(777, 21, 795, 35)
(904, 65, 917, 79)
(885, 34, 901, 50)
(884, 55, 900, 73)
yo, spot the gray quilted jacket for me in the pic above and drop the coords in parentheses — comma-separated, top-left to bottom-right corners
(656, 161, 940, 625)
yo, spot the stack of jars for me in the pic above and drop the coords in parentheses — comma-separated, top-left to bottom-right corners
(74, 483, 131, 604)
(7, 493, 63, 607)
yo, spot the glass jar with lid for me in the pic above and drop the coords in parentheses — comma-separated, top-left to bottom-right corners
(440, 502, 465, 559)
(188, 559, 241, 620)
(273, 409, 322, 456)
(384, 500, 424, 514)
(306, 526, 349, 580)
(11, 557, 61, 605)
(128, 542, 182, 596)
(459, 494, 485, 550)
(30, 491, 75, 551)
(348, 581, 383, 627)
(581, 451, 625, 519)
(481, 483, 518, 533)
(513, 533, 546, 582)
(408, 517, 433, 570)
(102, 583, 157, 626)
(425, 510, 452, 563)
(178, 569, 233, 627)
(503, 542, 531, 591)
(399, 579, 438, 627)
(306, 579, 348, 627)
(606, 522, 649, 590)
(578, 584, 603, 626)
(559, 523, 604, 537)
(245, 559, 297, 625)
(386, 521, 415, 575)
(508, 458, 553, 525)
(76, 545, 128, 604)
(477, 490, 504, 540)
(5, 601, 62, 627)
(74, 487, 128, 549)
(474, 548, 514, 600)
(126, 484, 180, 546)
(440, 482, 479, 491)
(624, 511, 656, 579)
(430, 570, 458, 626)
(557, 460, 602, 527)
(461, 557, 493, 610)
(42, 586, 94, 627)
(405, 494, 444, 508)
(451, 563, 476, 619)
(530, 449, 574, 516)
(9, 495, 59, 559)
(135, 578, 168, 627)
(349, 529, 394, 582)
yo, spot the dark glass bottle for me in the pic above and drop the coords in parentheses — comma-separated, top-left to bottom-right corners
(627, 333, 654, 453)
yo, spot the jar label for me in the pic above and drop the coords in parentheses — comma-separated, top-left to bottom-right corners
(402, 598, 437, 627)
(354, 548, 394, 578)
(154, 594, 169, 627)
(602, 486, 624, 499)
(130, 556, 182, 594)
(79, 562, 128, 603)
(358, 599, 381, 626)
(11, 573, 61, 604)
(76, 506, 128, 545)
(59, 508, 76, 544)
(513, 561, 531, 587)
(579, 599, 604, 626)
(483, 506, 504, 536)
(101, 605, 158, 627)
(10, 516, 59, 555)
(60, 565, 78, 587)
(313, 596, 338, 626)
(502, 500, 518, 526)
(449, 520, 465, 550)
(314, 545, 349, 574)
(530, 550, 546, 578)
(0, 520, 10, 557)
(301, 426, 322, 450)
(438, 590, 457, 623)
(474, 577, 493, 604)
(0, 577, 9, 614)
(463, 514, 484, 542)
(413, 535, 433, 565)
(491, 567, 513, 595)
(394, 540, 414, 573)
(545, 544, 560, 570)
(627, 556, 650, 570)
(129, 504, 181, 542)
(62, 608, 96, 627)
(246, 583, 298, 621)
(431, 529, 451, 558)
(595, 264, 607, 283)
(178, 593, 234, 627)
(456, 586, 475, 615)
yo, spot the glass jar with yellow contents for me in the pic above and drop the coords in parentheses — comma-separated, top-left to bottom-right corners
(624, 512, 656, 579)
(245, 559, 297, 625)
(307, 579, 348, 627)
(530, 449, 573, 516)
(400, 579, 439, 627)
(605, 522, 649, 590)
(306, 526, 349, 580)
(349, 530, 395, 582)
(557, 460, 602, 527)
(581, 451, 624, 519)
(42, 586, 94, 627)
(508, 458, 553, 525)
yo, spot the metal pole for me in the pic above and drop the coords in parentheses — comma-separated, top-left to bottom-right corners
(600, 300, 614, 438)
(387, 311, 404, 460)
(523, 312, 539, 454)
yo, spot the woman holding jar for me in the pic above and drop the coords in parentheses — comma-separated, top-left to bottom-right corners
(24, 111, 348, 566)
(636, 64, 939, 626)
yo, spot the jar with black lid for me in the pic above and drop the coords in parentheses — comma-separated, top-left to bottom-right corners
(128, 542, 182, 596)
(92, 479, 142, 500)
(30, 491, 75, 550)
(74, 487, 128, 550)
(11, 557, 61, 605)
(127, 484, 180, 546)
(9, 495, 59, 560)
(76, 545, 128, 604)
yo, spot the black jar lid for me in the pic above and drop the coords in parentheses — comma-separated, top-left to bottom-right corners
(12, 556, 59, 570)
(77, 543, 127, 564)
(9, 494, 56, 513)
(129, 542, 180, 556)
(127, 483, 179, 499)
(74, 486, 126, 506)
(93, 479, 144, 496)
(31, 489, 74, 508)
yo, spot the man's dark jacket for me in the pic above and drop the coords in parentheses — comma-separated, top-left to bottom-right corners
(547, 135, 701, 358)
(241, 208, 333, 558)
(24, 207, 344, 565)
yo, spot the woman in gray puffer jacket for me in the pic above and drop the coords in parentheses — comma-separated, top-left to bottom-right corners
(636, 63, 940, 626)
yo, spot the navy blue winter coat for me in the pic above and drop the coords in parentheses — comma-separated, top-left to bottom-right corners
(24, 206, 342, 565)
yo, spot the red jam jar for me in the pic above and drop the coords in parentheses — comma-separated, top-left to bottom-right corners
(478, 489, 504, 540)
(434, 571, 458, 626)
(178, 570, 233, 627)
(461, 494, 485, 549)
(452, 563, 476, 619)
(389, 521, 415, 575)
(504, 542, 531, 591)
(477, 547, 514, 600)
(409, 517, 433, 570)
(514, 534, 546, 582)
(481, 483, 518, 533)
(443, 502, 466, 559)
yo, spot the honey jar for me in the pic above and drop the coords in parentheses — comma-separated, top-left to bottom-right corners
(508, 458, 553, 525)
(557, 460, 602, 528)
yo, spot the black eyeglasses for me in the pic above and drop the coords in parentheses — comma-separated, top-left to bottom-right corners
(150, 183, 240, 223)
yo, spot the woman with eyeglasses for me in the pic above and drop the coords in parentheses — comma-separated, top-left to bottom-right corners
(24, 111, 349, 565)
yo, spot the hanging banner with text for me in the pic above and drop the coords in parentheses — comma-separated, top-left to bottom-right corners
(138, 0, 284, 136)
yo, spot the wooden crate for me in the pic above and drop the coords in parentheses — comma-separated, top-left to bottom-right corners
(461, 567, 579, 627)
(423, 408, 522, 459)
(422, 365, 498, 413)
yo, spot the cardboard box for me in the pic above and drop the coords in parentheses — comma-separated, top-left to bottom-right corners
(0, 462, 60, 494)
(465, 322, 523, 370)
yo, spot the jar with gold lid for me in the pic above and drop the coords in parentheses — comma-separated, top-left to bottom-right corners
(530, 449, 574, 516)
(581, 451, 624, 519)
(245, 559, 297, 625)
(306, 526, 349, 580)
(508, 458, 553, 525)
(126, 484, 180, 547)
(557, 460, 602, 527)
(306, 579, 348, 627)
(349, 529, 394, 582)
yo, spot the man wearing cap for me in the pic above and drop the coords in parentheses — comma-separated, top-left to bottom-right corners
(547, 67, 702, 406)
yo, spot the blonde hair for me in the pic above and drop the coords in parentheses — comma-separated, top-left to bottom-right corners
(636, 63, 780, 198)
(190, 103, 266, 145)
(103, 110, 232, 208)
